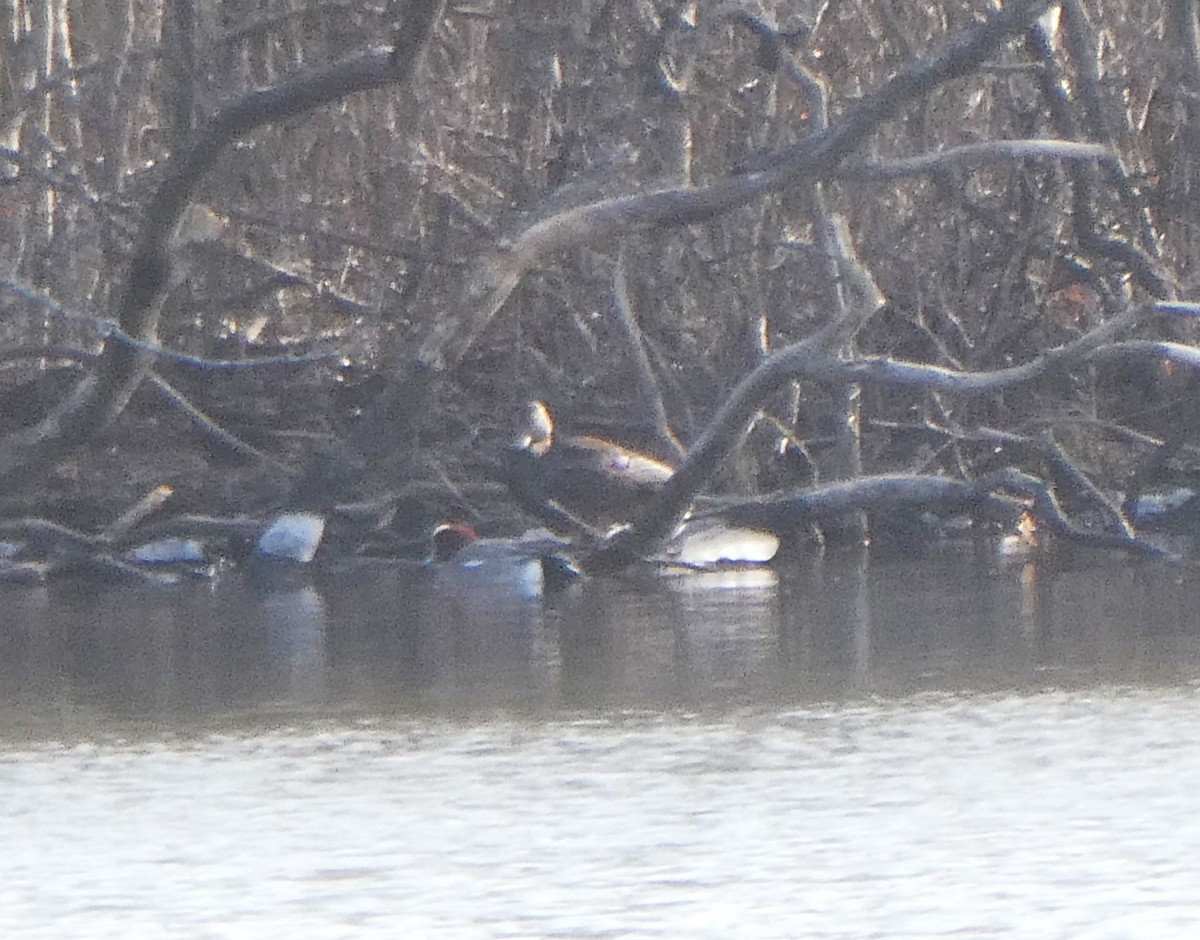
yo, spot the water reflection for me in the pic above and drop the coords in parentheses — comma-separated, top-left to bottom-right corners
(5, 693, 1200, 939)
(1, 549, 1198, 732)
(5, 554, 1200, 938)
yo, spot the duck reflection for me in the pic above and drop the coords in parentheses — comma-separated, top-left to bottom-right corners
(555, 568, 782, 709)
(259, 585, 328, 705)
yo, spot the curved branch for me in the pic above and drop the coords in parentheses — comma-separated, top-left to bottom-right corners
(585, 299, 1155, 570)
(1086, 339, 1200, 371)
(838, 139, 1111, 180)
(420, 0, 1055, 367)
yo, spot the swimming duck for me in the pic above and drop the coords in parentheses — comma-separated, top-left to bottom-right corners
(499, 401, 676, 528)
(427, 522, 580, 598)
(255, 511, 327, 564)
(657, 519, 779, 568)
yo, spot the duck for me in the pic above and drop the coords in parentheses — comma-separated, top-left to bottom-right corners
(657, 519, 779, 569)
(427, 522, 580, 598)
(255, 511, 326, 564)
(499, 400, 676, 529)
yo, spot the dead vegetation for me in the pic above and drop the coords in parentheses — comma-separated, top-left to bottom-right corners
(3, 0, 1200, 575)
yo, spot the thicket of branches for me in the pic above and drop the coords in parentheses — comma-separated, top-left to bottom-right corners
(3, 0, 1200, 565)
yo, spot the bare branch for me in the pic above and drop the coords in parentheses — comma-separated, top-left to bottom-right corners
(611, 254, 687, 463)
(709, 468, 1175, 563)
(420, 0, 1055, 368)
(146, 374, 291, 470)
(838, 139, 1112, 180)
(585, 298, 1154, 569)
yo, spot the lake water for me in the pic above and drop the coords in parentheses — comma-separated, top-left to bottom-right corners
(3, 549, 1200, 938)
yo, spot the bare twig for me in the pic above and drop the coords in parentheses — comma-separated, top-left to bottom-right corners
(838, 139, 1112, 180)
(147, 373, 291, 470)
(1, 279, 337, 372)
(611, 253, 687, 462)
(1087, 339, 1200, 371)
(100, 484, 175, 544)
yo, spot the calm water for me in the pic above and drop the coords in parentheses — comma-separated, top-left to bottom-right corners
(3, 550, 1200, 938)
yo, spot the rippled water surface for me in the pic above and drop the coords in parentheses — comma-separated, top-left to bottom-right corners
(4, 551, 1200, 938)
